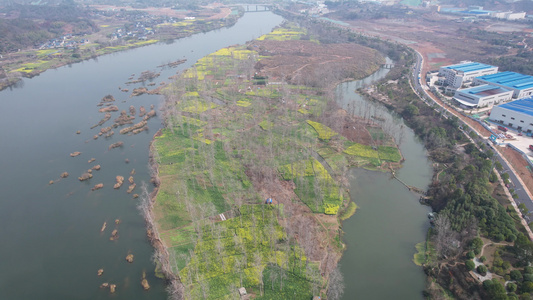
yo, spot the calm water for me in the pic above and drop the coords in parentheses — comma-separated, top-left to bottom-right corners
(336, 68, 433, 300)
(0, 11, 282, 300)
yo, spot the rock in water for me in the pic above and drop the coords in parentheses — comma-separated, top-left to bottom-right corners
(141, 278, 150, 290)
(109, 284, 116, 293)
(114, 176, 124, 189)
(97, 269, 104, 276)
(78, 173, 93, 181)
(127, 183, 136, 193)
(70, 152, 81, 157)
(125, 254, 134, 263)
(92, 183, 104, 191)
(60, 172, 69, 178)
(108, 141, 124, 150)
(110, 229, 118, 241)
(98, 105, 119, 113)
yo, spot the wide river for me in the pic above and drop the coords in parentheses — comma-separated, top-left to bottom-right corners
(0, 11, 282, 300)
(0, 9, 433, 300)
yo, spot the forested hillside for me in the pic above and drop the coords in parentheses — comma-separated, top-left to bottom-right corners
(0, 3, 98, 54)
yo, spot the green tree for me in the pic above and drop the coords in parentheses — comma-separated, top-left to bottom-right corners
(510, 269, 522, 281)
(466, 260, 475, 271)
(477, 265, 488, 276)
(403, 104, 419, 117)
(514, 234, 533, 266)
(484, 279, 507, 300)
(507, 282, 517, 293)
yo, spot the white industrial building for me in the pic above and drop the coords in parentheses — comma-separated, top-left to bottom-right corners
(438, 61, 498, 89)
(473, 71, 533, 99)
(490, 11, 525, 20)
(453, 84, 513, 108)
(490, 98, 533, 134)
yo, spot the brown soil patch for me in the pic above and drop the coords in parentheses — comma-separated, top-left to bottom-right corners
(251, 40, 383, 86)
(499, 146, 533, 198)
(320, 107, 374, 145)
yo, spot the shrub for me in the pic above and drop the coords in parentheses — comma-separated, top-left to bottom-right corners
(507, 234, 517, 242)
(477, 265, 487, 276)
(480, 256, 486, 263)
(522, 282, 533, 293)
(510, 270, 523, 281)
(503, 261, 511, 270)
(493, 233, 505, 242)
(466, 251, 475, 259)
(525, 266, 533, 274)
(523, 273, 533, 282)
(507, 282, 517, 293)
(466, 260, 475, 271)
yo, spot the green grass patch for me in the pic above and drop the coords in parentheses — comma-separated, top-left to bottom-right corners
(182, 101, 218, 114)
(236, 100, 251, 107)
(377, 146, 401, 162)
(257, 265, 315, 299)
(259, 120, 273, 131)
(339, 201, 357, 221)
(306, 120, 338, 141)
(180, 205, 311, 299)
(279, 158, 342, 214)
(344, 143, 379, 159)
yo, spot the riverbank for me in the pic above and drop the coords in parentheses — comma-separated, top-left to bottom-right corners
(0, 5, 243, 92)
(0, 10, 292, 300)
(150, 23, 400, 298)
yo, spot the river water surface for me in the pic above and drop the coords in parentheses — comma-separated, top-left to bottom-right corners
(336, 67, 433, 300)
(0, 11, 282, 300)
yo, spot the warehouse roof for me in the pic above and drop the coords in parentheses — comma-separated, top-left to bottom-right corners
(459, 84, 511, 97)
(496, 98, 533, 117)
(444, 62, 497, 73)
(476, 71, 533, 91)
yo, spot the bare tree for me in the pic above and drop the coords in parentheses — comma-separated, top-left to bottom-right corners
(433, 214, 460, 258)
(326, 266, 345, 300)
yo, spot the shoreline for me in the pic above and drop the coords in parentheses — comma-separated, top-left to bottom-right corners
(146, 31, 402, 297)
(0, 9, 243, 92)
(143, 129, 182, 299)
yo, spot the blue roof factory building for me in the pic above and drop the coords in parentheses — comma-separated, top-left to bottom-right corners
(438, 61, 498, 89)
(489, 98, 533, 134)
(473, 71, 533, 99)
(453, 84, 513, 108)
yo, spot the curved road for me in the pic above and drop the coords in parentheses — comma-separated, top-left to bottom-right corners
(409, 49, 533, 220)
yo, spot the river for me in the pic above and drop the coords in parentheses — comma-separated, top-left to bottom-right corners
(0, 11, 283, 300)
(336, 66, 433, 299)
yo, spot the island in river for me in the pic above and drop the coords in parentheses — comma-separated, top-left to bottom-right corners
(148, 23, 403, 299)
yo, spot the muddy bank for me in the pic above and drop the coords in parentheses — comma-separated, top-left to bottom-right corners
(144, 129, 182, 298)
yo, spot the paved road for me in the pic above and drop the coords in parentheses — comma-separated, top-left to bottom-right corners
(488, 143, 533, 218)
(408, 49, 533, 221)
(315, 15, 533, 230)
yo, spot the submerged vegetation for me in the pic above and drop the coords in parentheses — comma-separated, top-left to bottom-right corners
(152, 23, 399, 298)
